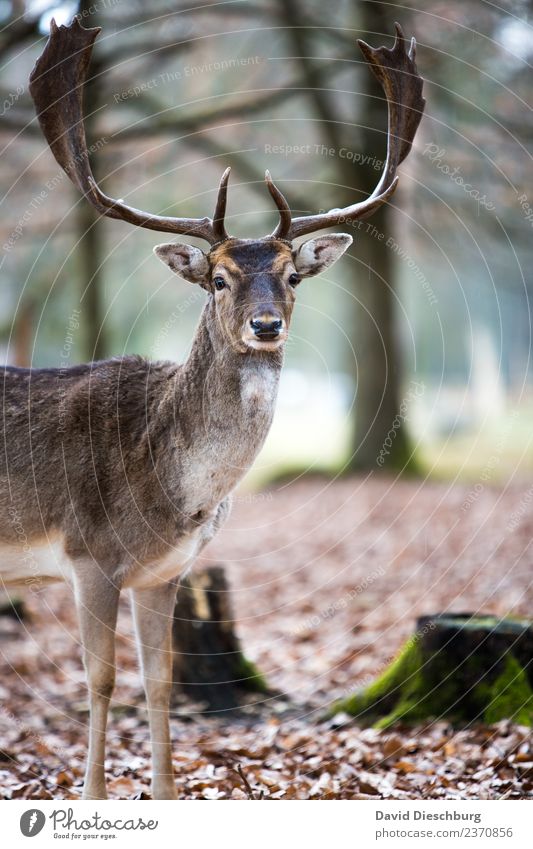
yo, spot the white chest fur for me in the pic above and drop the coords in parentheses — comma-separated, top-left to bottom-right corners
(239, 364, 279, 412)
(179, 363, 279, 517)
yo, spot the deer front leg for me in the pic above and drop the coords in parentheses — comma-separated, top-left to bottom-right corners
(131, 582, 178, 800)
(72, 567, 120, 801)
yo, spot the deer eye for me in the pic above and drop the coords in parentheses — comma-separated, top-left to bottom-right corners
(288, 272, 300, 287)
(213, 276, 226, 291)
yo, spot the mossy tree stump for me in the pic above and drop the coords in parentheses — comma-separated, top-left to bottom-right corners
(334, 614, 533, 728)
(172, 565, 267, 711)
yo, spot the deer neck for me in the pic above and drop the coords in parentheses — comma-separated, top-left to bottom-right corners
(177, 298, 282, 475)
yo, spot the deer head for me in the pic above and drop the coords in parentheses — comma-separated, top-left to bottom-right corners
(29, 18, 425, 354)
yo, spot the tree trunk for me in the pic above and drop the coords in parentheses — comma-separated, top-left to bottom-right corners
(172, 566, 267, 711)
(277, 0, 415, 472)
(348, 1, 415, 472)
(76, 0, 106, 361)
(12, 298, 35, 367)
(76, 202, 106, 361)
(334, 613, 533, 728)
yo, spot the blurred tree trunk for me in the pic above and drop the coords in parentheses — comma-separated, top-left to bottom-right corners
(77, 0, 106, 361)
(12, 298, 35, 366)
(278, 0, 415, 472)
(77, 202, 106, 361)
(348, 0, 414, 472)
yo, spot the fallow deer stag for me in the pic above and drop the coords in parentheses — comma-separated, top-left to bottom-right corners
(1, 18, 424, 799)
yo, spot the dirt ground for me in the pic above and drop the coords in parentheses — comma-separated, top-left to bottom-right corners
(1, 475, 533, 799)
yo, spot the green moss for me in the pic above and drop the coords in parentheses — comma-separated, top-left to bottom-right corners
(332, 630, 533, 728)
(234, 653, 268, 693)
(481, 655, 533, 726)
(333, 635, 432, 728)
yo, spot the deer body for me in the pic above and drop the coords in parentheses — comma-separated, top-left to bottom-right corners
(0, 282, 286, 799)
(0, 295, 281, 591)
(11, 17, 424, 798)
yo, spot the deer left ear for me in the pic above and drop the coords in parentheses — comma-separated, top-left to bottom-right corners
(293, 234, 353, 278)
(154, 243, 210, 287)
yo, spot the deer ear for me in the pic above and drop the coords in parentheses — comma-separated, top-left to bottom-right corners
(293, 234, 352, 278)
(154, 243, 209, 286)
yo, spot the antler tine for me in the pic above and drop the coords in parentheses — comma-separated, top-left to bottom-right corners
(29, 17, 225, 245)
(282, 22, 425, 241)
(212, 167, 231, 243)
(265, 171, 291, 240)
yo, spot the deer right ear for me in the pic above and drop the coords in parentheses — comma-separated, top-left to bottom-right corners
(154, 243, 209, 287)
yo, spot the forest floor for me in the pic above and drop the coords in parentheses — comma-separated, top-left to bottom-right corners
(1, 475, 533, 800)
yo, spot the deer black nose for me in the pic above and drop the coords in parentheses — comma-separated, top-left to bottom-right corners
(250, 317, 283, 340)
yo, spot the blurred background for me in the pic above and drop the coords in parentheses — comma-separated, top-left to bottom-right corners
(1, 0, 532, 485)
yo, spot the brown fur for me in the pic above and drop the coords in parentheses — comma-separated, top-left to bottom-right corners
(0, 293, 283, 578)
(0, 233, 350, 798)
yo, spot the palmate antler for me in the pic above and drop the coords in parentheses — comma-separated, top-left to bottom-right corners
(29, 17, 230, 245)
(29, 18, 424, 246)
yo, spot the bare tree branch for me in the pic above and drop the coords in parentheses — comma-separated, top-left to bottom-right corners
(114, 60, 342, 141)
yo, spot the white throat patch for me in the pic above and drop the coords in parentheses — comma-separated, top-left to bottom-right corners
(240, 365, 278, 410)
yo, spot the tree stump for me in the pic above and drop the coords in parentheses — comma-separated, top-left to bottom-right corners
(333, 614, 533, 728)
(172, 566, 267, 711)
